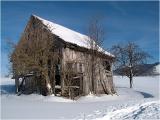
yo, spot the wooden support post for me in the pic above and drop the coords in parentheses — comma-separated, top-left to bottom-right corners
(53, 72, 56, 95)
(15, 76, 19, 93)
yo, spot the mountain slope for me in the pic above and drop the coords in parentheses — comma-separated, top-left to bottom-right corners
(113, 62, 160, 76)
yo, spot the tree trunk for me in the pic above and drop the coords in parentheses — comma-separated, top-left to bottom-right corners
(129, 76, 133, 88)
(91, 62, 94, 93)
(90, 51, 95, 94)
(129, 68, 133, 88)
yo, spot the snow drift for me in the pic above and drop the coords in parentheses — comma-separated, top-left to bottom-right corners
(1, 76, 159, 119)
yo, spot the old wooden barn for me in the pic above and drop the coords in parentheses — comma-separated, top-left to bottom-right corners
(11, 15, 115, 98)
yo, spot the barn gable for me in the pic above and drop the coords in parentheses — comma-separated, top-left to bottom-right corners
(31, 15, 114, 58)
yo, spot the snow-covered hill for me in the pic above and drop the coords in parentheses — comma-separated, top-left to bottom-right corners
(153, 63, 160, 75)
(1, 76, 160, 119)
(114, 62, 160, 76)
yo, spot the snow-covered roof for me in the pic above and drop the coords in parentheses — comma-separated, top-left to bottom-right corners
(32, 15, 114, 57)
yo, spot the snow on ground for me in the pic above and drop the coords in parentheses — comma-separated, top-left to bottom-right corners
(1, 76, 160, 120)
(114, 76, 160, 98)
(95, 100, 160, 120)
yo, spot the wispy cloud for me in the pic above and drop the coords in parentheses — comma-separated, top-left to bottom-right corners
(109, 2, 127, 16)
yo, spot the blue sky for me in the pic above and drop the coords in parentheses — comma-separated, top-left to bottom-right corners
(1, 1, 159, 76)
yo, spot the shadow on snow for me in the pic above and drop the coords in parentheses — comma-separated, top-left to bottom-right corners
(136, 91, 154, 98)
(0, 84, 15, 94)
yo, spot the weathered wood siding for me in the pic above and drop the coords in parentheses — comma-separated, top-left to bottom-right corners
(14, 15, 115, 97)
(62, 47, 114, 95)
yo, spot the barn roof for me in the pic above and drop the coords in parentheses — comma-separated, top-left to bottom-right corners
(32, 15, 114, 57)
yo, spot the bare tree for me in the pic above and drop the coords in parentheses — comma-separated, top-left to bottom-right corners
(10, 19, 62, 95)
(63, 51, 84, 99)
(87, 16, 103, 93)
(87, 16, 114, 94)
(111, 42, 150, 88)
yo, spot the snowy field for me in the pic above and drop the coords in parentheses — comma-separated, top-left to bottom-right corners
(1, 76, 160, 120)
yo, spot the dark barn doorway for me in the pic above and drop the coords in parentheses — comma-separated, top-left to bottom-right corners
(55, 64, 61, 95)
